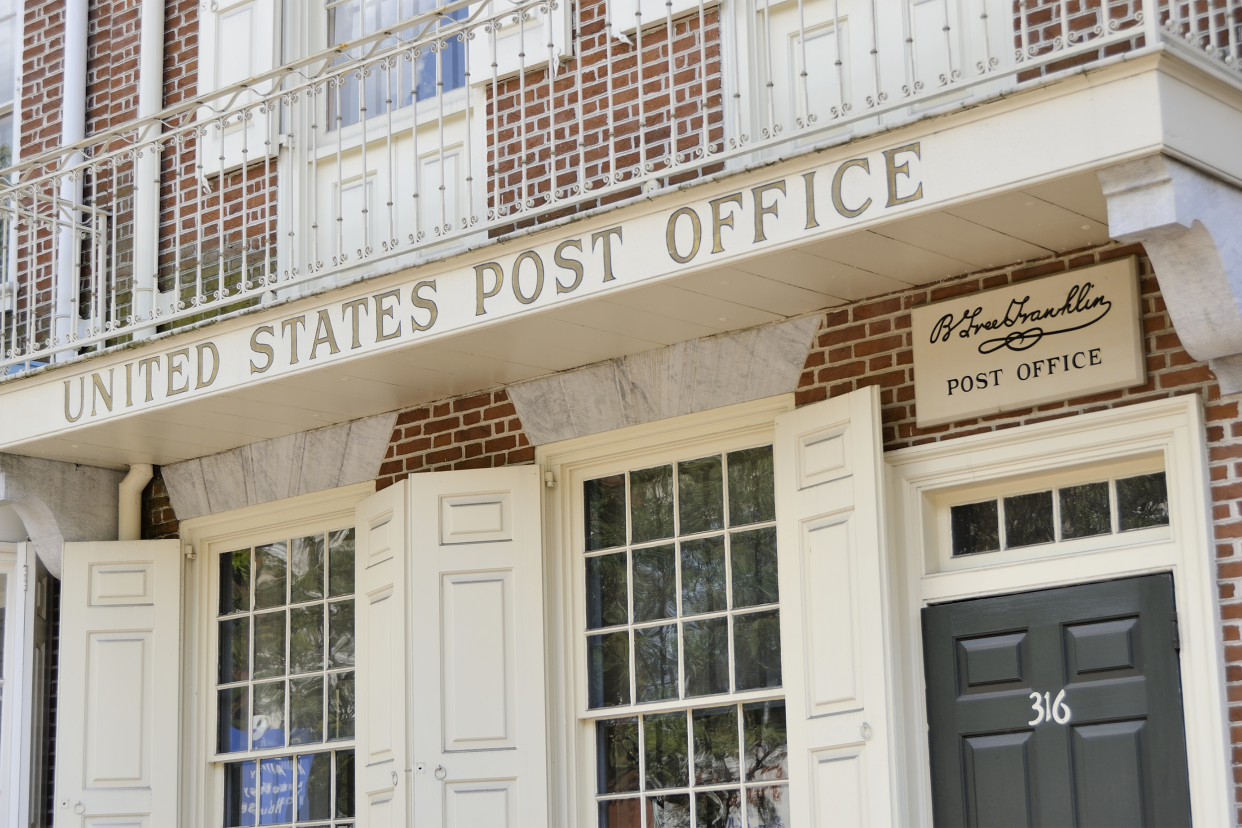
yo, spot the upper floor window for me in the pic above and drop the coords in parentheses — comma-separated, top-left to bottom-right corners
(217, 529, 357, 826)
(327, 0, 467, 130)
(583, 446, 789, 827)
(0, 0, 13, 169)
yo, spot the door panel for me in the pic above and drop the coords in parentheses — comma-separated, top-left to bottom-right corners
(923, 574, 1192, 827)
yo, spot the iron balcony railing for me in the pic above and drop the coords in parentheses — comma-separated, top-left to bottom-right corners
(0, 0, 1236, 376)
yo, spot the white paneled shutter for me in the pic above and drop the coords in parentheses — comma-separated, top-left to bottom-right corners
(54, 539, 182, 826)
(356, 480, 411, 825)
(355, 466, 549, 828)
(197, 0, 279, 171)
(774, 386, 896, 825)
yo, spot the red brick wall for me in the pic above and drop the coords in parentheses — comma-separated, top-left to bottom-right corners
(376, 389, 534, 490)
(487, 0, 724, 231)
(141, 468, 180, 540)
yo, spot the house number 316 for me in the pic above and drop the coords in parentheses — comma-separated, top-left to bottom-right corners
(1028, 690, 1072, 725)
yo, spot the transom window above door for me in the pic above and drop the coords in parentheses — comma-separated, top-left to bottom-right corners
(216, 529, 357, 827)
(581, 446, 789, 827)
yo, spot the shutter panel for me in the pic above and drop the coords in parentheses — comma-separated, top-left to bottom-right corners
(5, 543, 32, 827)
(774, 386, 896, 825)
(54, 539, 182, 826)
(467, 0, 569, 84)
(197, 0, 279, 172)
(355, 480, 411, 826)
(407, 466, 549, 827)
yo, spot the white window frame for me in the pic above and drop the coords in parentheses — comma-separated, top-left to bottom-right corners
(538, 395, 795, 826)
(885, 394, 1230, 825)
(0, 543, 18, 823)
(178, 481, 375, 827)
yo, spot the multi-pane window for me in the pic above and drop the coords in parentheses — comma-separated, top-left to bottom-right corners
(951, 470, 1170, 557)
(327, 0, 467, 130)
(584, 446, 788, 827)
(217, 530, 356, 827)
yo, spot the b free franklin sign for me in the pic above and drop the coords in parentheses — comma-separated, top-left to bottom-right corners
(911, 258, 1146, 428)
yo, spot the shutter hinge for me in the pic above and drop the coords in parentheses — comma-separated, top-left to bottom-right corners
(1172, 610, 1181, 651)
(544, 471, 556, 489)
(184, 544, 197, 561)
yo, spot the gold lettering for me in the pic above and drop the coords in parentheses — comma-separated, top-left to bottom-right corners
(883, 142, 924, 207)
(410, 280, 439, 332)
(752, 180, 786, 243)
(138, 356, 161, 402)
(167, 348, 191, 396)
(803, 171, 820, 229)
(281, 316, 307, 365)
(474, 262, 504, 316)
(63, 377, 85, 422)
(250, 326, 275, 374)
(342, 298, 369, 349)
(709, 193, 743, 254)
(125, 362, 133, 407)
(196, 342, 220, 389)
(512, 251, 545, 305)
(591, 226, 623, 282)
(554, 240, 585, 294)
(666, 207, 702, 263)
(310, 309, 341, 359)
(90, 369, 114, 416)
(832, 158, 872, 218)
(374, 289, 402, 342)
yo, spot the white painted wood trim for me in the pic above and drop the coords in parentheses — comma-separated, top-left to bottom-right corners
(885, 394, 1228, 826)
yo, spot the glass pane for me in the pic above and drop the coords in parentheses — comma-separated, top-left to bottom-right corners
(730, 527, 778, 608)
(680, 536, 726, 616)
(746, 786, 791, 828)
(630, 465, 674, 544)
(1003, 490, 1055, 549)
(220, 549, 251, 614)
(258, 756, 293, 825)
(253, 611, 287, 679)
(683, 618, 728, 698)
(644, 711, 689, 790)
(1117, 472, 1169, 531)
(296, 753, 332, 822)
(218, 616, 250, 684)
(217, 686, 249, 753)
(223, 760, 257, 827)
(599, 798, 642, 828)
(586, 475, 627, 551)
(633, 545, 676, 623)
(255, 541, 288, 609)
(634, 625, 679, 704)
(951, 500, 1000, 556)
(289, 675, 324, 746)
(596, 717, 640, 793)
(727, 446, 775, 527)
(648, 794, 691, 828)
(734, 610, 782, 691)
(328, 671, 356, 741)
(335, 750, 356, 818)
(586, 552, 629, 630)
(1060, 482, 1111, 539)
(328, 529, 356, 597)
(743, 700, 788, 782)
(692, 705, 739, 784)
(678, 456, 724, 536)
(253, 681, 286, 750)
(588, 631, 631, 709)
(694, 790, 741, 828)
(328, 600, 356, 669)
(290, 534, 325, 604)
(290, 605, 325, 675)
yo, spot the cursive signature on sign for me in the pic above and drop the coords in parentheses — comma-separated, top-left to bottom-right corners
(928, 281, 1112, 355)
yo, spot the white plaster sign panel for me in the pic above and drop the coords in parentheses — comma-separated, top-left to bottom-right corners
(911, 258, 1145, 427)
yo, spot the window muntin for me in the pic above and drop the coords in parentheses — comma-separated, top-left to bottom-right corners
(216, 529, 356, 827)
(327, 0, 466, 131)
(583, 446, 788, 826)
(950, 471, 1170, 557)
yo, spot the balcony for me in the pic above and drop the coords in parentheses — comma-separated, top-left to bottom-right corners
(0, 0, 1238, 379)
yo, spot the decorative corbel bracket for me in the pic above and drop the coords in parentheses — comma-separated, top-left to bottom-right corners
(1098, 155, 1242, 394)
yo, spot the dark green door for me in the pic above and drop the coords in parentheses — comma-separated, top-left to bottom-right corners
(922, 574, 1192, 827)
